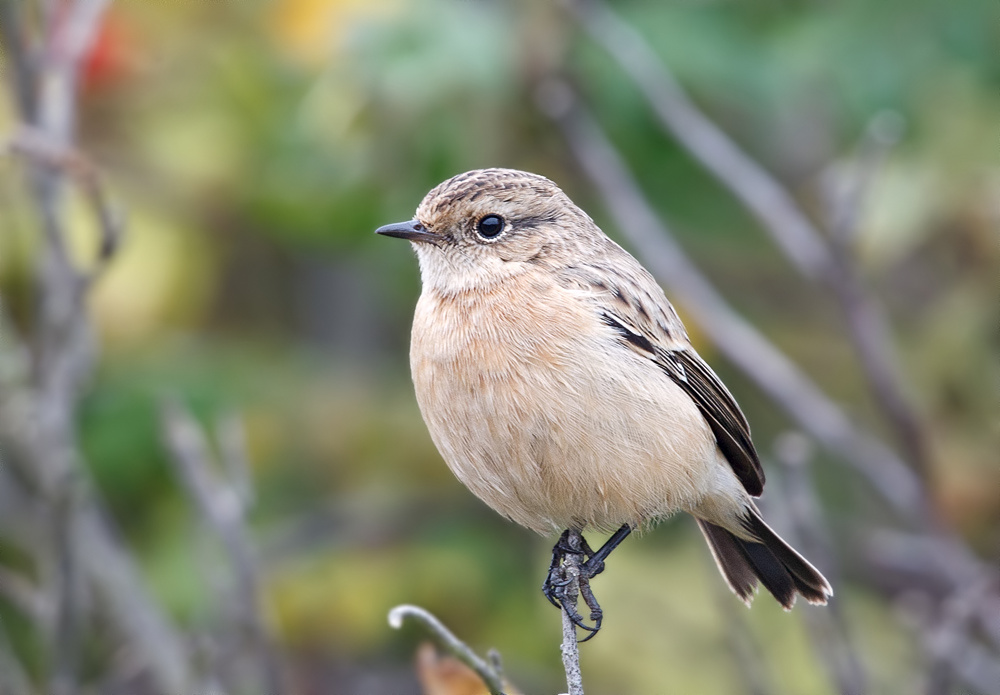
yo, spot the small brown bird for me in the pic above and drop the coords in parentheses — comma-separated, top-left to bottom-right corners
(377, 168, 831, 637)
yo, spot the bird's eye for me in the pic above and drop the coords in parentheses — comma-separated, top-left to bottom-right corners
(476, 214, 505, 239)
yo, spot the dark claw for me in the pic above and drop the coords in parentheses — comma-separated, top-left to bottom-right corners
(576, 576, 604, 642)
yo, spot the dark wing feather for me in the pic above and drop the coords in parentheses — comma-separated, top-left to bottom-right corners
(659, 348, 764, 496)
(602, 313, 764, 497)
(557, 258, 764, 497)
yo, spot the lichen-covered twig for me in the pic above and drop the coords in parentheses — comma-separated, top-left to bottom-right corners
(558, 534, 585, 695)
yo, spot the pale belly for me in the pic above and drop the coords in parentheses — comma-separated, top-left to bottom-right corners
(409, 283, 724, 535)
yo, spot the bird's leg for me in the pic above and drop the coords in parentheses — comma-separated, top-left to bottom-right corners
(574, 524, 632, 642)
(543, 529, 597, 636)
(541, 524, 632, 640)
(580, 523, 632, 578)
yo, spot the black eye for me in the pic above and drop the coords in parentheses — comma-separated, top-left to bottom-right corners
(476, 214, 505, 239)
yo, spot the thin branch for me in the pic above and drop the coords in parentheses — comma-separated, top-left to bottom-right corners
(567, 0, 832, 280)
(823, 112, 905, 246)
(388, 604, 507, 695)
(49, 480, 84, 695)
(537, 80, 927, 521)
(0, 2, 196, 690)
(772, 434, 867, 695)
(77, 501, 195, 693)
(568, 0, 931, 478)
(559, 533, 584, 695)
(47, 0, 110, 71)
(862, 530, 1000, 651)
(160, 397, 284, 695)
(917, 577, 1000, 695)
(819, 114, 930, 473)
(4, 126, 124, 271)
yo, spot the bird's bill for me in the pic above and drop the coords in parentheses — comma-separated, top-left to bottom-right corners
(374, 219, 438, 244)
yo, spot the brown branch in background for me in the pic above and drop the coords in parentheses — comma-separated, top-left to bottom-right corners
(160, 397, 285, 695)
(896, 576, 1000, 695)
(817, 114, 931, 478)
(822, 113, 904, 247)
(863, 531, 1000, 652)
(388, 604, 508, 695)
(0, 1, 193, 691)
(566, 0, 931, 478)
(772, 433, 866, 695)
(564, 0, 832, 279)
(536, 80, 926, 521)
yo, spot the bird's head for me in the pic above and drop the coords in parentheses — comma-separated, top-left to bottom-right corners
(376, 168, 600, 294)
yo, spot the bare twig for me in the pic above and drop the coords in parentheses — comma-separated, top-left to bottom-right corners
(823, 112, 905, 246)
(4, 126, 124, 269)
(772, 434, 866, 695)
(47, 0, 111, 71)
(567, 0, 931, 478)
(0, 1, 194, 691)
(818, 114, 930, 473)
(49, 481, 84, 695)
(388, 604, 507, 695)
(863, 531, 1000, 650)
(899, 577, 1000, 695)
(160, 397, 284, 695)
(559, 533, 584, 695)
(537, 81, 927, 520)
(566, 0, 831, 279)
(0, 566, 45, 625)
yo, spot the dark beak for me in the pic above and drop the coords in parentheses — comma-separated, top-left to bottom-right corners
(374, 219, 438, 244)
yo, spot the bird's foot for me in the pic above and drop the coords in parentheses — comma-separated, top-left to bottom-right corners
(542, 530, 605, 641)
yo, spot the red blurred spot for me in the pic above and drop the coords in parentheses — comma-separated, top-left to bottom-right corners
(82, 10, 137, 92)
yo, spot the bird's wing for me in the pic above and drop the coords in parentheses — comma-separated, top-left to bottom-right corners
(559, 260, 765, 497)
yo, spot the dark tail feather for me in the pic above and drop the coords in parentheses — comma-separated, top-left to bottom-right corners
(697, 513, 832, 610)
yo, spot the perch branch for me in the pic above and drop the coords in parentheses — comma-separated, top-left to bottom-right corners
(558, 533, 585, 695)
(388, 604, 507, 695)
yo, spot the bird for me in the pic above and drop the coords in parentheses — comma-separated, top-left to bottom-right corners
(376, 168, 832, 638)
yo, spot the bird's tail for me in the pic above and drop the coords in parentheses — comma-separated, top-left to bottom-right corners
(696, 510, 832, 609)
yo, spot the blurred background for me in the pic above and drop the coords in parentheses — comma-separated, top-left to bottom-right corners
(0, 0, 997, 693)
